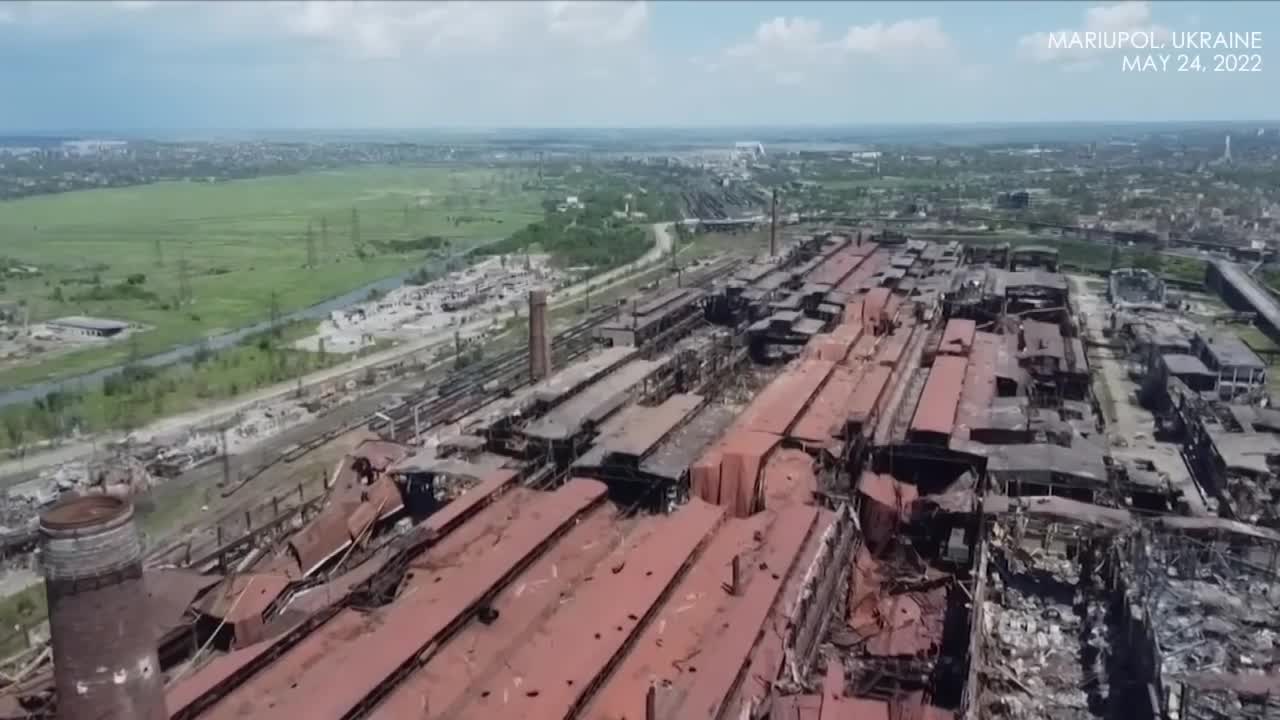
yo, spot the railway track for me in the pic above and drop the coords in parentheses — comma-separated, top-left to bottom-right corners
(373, 257, 742, 443)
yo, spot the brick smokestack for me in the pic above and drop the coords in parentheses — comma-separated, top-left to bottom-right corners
(528, 289, 551, 382)
(769, 188, 778, 258)
(41, 496, 166, 720)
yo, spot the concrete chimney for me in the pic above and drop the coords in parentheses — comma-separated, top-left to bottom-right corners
(769, 188, 778, 258)
(41, 496, 166, 720)
(528, 289, 551, 382)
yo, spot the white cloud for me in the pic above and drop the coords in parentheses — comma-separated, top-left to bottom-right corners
(1017, 1, 1170, 65)
(5, 1, 650, 59)
(713, 15, 955, 88)
(840, 17, 950, 57)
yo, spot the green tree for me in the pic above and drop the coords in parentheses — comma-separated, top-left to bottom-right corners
(1130, 252, 1163, 273)
(2, 414, 23, 451)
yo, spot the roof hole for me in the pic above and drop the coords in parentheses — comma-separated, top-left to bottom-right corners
(595, 632, 602, 639)
(689, 666, 698, 674)
(481, 691, 490, 699)
(526, 690, 540, 698)
(627, 613, 638, 621)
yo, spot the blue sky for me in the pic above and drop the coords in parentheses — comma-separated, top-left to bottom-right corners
(0, 0, 1276, 131)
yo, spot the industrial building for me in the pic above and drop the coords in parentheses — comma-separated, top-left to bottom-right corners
(9, 225, 1280, 720)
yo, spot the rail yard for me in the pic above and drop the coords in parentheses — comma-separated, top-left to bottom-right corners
(6, 224, 1280, 720)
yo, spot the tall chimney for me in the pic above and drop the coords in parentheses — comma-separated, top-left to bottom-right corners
(528, 289, 551, 382)
(41, 496, 166, 720)
(769, 188, 778, 258)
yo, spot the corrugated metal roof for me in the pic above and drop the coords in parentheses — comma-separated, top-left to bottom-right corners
(256, 479, 608, 720)
(584, 516, 767, 720)
(848, 364, 892, 428)
(862, 288, 892, 325)
(718, 430, 783, 518)
(525, 358, 664, 440)
(451, 501, 724, 720)
(197, 572, 290, 626)
(761, 447, 817, 509)
(593, 392, 705, 460)
(938, 318, 976, 356)
(792, 365, 861, 446)
(909, 355, 968, 438)
(1021, 319, 1065, 360)
(669, 506, 818, 720)
(954, 332, 998, 441)
(743, 359, 836, 437)
(857, 472, 920, 510)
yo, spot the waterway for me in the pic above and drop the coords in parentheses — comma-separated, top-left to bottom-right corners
(0, 263, 438, 409)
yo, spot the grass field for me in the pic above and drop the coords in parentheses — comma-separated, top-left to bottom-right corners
(0, 166, 543, 387)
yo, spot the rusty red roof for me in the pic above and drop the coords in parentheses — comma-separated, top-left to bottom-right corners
(857, 472, 920, 510)
(584, 515, 767, 720)
(288, 474, 404, 578)
(350, 439, 412, 472)
(874, 329, 910, 370)
(690, 446, 725, 506)
(719, 430, 782, 517)
(728, 508, 837, 715)
(761, 447, 817, 509)
(197, 572, 290, 626)
(862, 288, 892, 325)
(670, 505, 819, 720)
(205, 479, 607, 720)
(422, 468, 517, 535)
(954, 331, 999, 441)
(792, 365, 861, 447)
(837, 248, 888, 294)
(370, 508, 641, 720)
(807, 322, 865, 363)
(848, 364, 893, 429)
(810, 250, 865, 287)
(744, 359, 835, 436)
(847, 550, 946, 659)
(849, 333, 879, 362)
(909, 355, 968, 438)
(451, 501, 724, 720)
(938, 318, 976, 356)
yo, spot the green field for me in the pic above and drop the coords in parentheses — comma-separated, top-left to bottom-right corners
(0, 166, 543, 387)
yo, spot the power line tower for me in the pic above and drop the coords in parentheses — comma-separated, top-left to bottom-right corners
(305, 221, 317, 269)
(177, 253, 192, 307)
(269, 290, 281, 338)
(350, 208, 362, 257)
(320, 216, 330, 257)
(153, 237, 164, 268)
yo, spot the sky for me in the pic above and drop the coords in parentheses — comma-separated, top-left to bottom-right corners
(0, 0, 1277, 131)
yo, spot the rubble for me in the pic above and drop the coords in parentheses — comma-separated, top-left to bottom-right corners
(295, 254, 567, 352)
